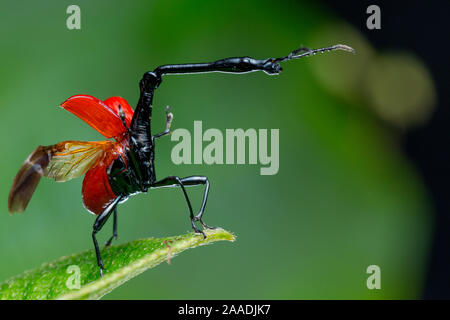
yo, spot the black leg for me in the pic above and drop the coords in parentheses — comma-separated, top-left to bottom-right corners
(178, 176, 214, 230)
(151, 176, 213, 238)
(104, 206, 118, 247)
(92, 197, 121, 277)
(153, 105, 173, 140)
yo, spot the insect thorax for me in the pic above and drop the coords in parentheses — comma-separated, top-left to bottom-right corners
(108, 134, 157, 195)
(108, 153, 143, 197)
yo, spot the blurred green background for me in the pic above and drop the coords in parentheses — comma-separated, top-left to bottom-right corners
(0, 0, 436, 299)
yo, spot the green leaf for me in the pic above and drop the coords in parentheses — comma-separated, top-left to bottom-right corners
(0, 228, 235, 300)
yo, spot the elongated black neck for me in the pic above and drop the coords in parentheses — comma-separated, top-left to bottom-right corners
(129, 72, 162, 185)
(131, 72, 162, 137)
(132, 91, 153, 138)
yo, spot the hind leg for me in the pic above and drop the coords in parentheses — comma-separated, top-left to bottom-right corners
(92, 197, 121, 277)
(104, 206, 118, 247)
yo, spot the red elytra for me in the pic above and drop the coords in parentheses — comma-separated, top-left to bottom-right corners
(81, 146, 121, 215)
(103, 96, 134, 129)
(61, 95, 133, 214)
(61, 95, 134, 139)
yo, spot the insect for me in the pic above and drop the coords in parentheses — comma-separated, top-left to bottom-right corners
(8, 44, 354, 276)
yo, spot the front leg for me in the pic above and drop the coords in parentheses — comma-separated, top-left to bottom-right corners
(153, 105, 173, 141)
